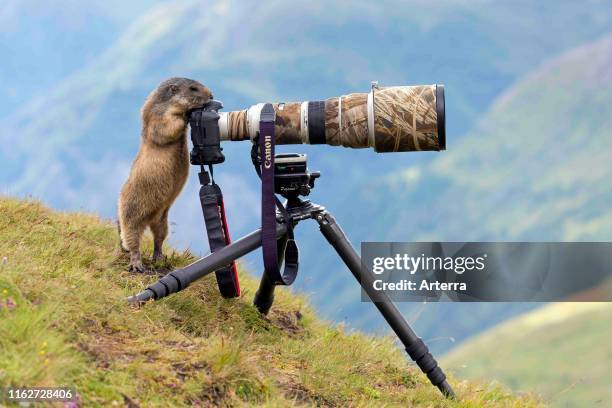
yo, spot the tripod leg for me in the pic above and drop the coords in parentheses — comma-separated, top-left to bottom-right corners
(314, 211, 456, 399)
(254, 235, 289, 314)
(128, 222, 288, 303)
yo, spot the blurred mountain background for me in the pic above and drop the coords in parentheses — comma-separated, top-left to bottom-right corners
(1, 1, 611, 404)
(442, 302, 612, 407)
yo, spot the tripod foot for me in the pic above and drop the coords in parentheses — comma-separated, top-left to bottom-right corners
(126, 289, 154, 304)
(253, 270, 277, 315)
(437, 380, 456, 399)
(405, 339, 456, 399)
(253, 290, 274, 315)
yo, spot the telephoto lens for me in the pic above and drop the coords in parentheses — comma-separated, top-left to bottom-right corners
(218, 83, 445, 153)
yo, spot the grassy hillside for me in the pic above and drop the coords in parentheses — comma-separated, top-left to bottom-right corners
(442, 303, 612, 407)
(3, 0, 612, 350)
(0, 197, 540, 407)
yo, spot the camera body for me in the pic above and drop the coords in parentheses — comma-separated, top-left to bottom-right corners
(189, 102, 320, 200)
(274, 153, 320, 198)
(189, 100, 225, 166)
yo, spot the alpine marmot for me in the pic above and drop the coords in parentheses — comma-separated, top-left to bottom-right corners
(118, 77, 212, 272)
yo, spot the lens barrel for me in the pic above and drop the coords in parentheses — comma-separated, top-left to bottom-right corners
(218, 84, 445, 153)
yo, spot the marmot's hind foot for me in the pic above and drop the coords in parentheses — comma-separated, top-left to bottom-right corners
(152, 249, 163, 263)
(128, 260, 145, 273)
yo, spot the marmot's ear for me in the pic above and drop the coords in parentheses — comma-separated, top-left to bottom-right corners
(169, 84, 179, 95)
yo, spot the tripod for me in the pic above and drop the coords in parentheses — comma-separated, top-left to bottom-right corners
(128, 193, 455, 399)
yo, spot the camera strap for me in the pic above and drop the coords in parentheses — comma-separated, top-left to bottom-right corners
(199, 165, 241, 298)
(257, 104, 299, 286)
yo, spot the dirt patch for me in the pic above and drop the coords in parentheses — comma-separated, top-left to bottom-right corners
(171, 361, 209, 383)
(162, 339, 199, 351)
(121, 393, 141, 408)
(77, 335, 134, 369)
(283, 380, 313, 405)
(278, 376, 335, 407)
(190, 384, 229, 408)
(76, 322, 136, 369)
(268, 309, 305, 337)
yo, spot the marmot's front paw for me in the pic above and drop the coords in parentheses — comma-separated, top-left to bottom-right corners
(128, 260, 145, 273)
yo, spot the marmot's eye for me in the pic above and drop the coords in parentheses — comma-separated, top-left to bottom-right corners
(189, 86, 198, 92)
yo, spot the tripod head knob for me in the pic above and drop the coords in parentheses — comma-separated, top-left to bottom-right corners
(274, 153, 320, 200)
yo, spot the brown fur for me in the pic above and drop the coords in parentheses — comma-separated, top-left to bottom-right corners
(118, 77, 212, 272)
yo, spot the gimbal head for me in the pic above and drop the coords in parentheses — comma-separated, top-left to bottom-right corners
(273, 153, 320, 200)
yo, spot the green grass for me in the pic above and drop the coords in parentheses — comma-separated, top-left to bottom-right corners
(442, 302, 612, 407)
(0, 196, 541, 407)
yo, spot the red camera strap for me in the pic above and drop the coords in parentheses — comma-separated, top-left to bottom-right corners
(200, 167, 240, 298)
